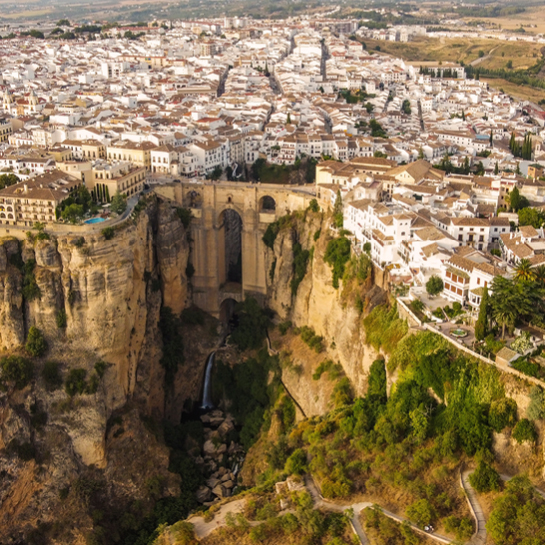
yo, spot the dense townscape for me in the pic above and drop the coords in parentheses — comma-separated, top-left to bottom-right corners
(1, 17, 545, 316)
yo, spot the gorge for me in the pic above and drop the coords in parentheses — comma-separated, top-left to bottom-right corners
(0, 188, 543, 545)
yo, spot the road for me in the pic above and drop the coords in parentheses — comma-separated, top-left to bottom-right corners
(470, 46, 500, 67)
(304, 475, 452, 545)
(184, 468, 545, 545)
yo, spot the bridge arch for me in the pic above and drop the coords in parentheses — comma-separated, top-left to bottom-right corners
(218, 208, 243, 286)
(219, 297, 238, 326)
(259, 195, 276, 212)
(184, 190, 202, 209)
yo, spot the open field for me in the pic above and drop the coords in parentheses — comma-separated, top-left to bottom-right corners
(482, 78, 545, 104)
(363, 37, 544, 71)
(465, 5, 545, 35)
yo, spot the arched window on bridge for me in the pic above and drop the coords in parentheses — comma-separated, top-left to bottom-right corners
(185, 190, 202, 209)
(259, 195, 276, 213)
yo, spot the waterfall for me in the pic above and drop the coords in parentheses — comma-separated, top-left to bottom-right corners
(201, 352, 215, 409)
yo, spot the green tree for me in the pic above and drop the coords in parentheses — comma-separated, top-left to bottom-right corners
(324, 237, 351, 289)
(42, 361, 62, 390)
(110, 191, 127, 215)
(333, 190, 343, 228)
(512, 418, 537, 443)
(406, 499, 436, 527)
(0, 356, 33, 390)
(284, 448, 307, 475)
(489, 397, 517, 432)
(518, 207, 545, 228)
(487, 475, 545, 545)
(469, 459, 502, 493)
(61, 203, 84, 223)
(494, 161, 499, 175)
(426, 275, 444, 296)
(25, 326, 47, 357)
(475, 286, 489, 341)
(29, 29, 45, 39)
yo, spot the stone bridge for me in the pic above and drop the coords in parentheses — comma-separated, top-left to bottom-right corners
(154, 180, 315, 317)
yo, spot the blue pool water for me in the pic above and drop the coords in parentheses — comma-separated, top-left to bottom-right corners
(84, 217, 106, 224)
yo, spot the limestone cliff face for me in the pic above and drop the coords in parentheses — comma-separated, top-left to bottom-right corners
(265, 212, 386, 413)
(0, 199, 191, 416)
(0, 198, 194, 543)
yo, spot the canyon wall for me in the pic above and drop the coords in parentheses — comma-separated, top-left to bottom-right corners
(264, 212, 387, 414)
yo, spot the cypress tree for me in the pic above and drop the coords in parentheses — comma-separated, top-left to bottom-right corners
(475, 285, 489, 342)
(105, 186, 110, 203)
(494, 161, 499, 175)
(490, 130, 493, 147)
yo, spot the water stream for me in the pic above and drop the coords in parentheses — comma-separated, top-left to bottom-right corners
(200, 351, 216, 410)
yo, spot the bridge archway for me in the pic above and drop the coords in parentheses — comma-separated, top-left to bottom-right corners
(219, 297, 238, 327)
(218, 208, 243, 286)
(259, 195, 276, 212)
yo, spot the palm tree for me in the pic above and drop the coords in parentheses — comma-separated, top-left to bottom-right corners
(494, 307, 515, 340)
(515, 258, 534, 282)
(535, 265, 545, 287)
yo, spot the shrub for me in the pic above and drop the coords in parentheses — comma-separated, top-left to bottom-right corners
(42, 361, 62, 390)
(94, 361, 107, 379)
(56, 309, 67, 329)
(512, 418, 537, 444)
(65, 368, 88, 397)
(363, 304, 408, 354)
(0, 356, 34, 390)
(406, 499, 436, 527)
(324, 237, 351, 288)
(278, 321, 292, 335)
(333, 377, 353, 407)
(527, 386, 545, 420)
(313, 229, 321, 241)
(290, 242, 310, 295)
(489, 398, 517, 432)
(469, 460, 501, 493)
(74, 237, 85, 248)
(308, 198, 319, 213)
(511, 331, 533, 354)
(299, 326, 324, 353)
(176, 207, 192, 228)
(285, 448, 307, 475)
(25, 326, 47, 357)
(101, 227, 115, 240)
(443, 515, 474, 541)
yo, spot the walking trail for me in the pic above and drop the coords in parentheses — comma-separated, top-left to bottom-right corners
(187, 470, 544, 544)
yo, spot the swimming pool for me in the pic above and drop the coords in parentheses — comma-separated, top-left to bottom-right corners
(84, 217, 106, 224)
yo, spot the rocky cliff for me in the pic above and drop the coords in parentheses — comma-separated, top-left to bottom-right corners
(0, 197, 206, 543)
(264, 211, 387, 414)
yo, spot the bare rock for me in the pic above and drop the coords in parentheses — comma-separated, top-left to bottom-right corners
(196, 486, 213, 503)
(203, 439, 216, 456)
(212, 484, 225, 498)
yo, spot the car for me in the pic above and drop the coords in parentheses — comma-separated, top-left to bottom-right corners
(173, 179, 181, 183)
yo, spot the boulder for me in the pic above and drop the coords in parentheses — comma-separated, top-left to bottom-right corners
(223, 480, 234, 489)
(221, 472, 233, 483)
(212, 484, 225, 498)
(206, 477, 221, 489)
(203, 439, 216, 456)
(218, 419, 235, 437)
(196, 486, 213, 503)
(200, 414, 211, 424)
